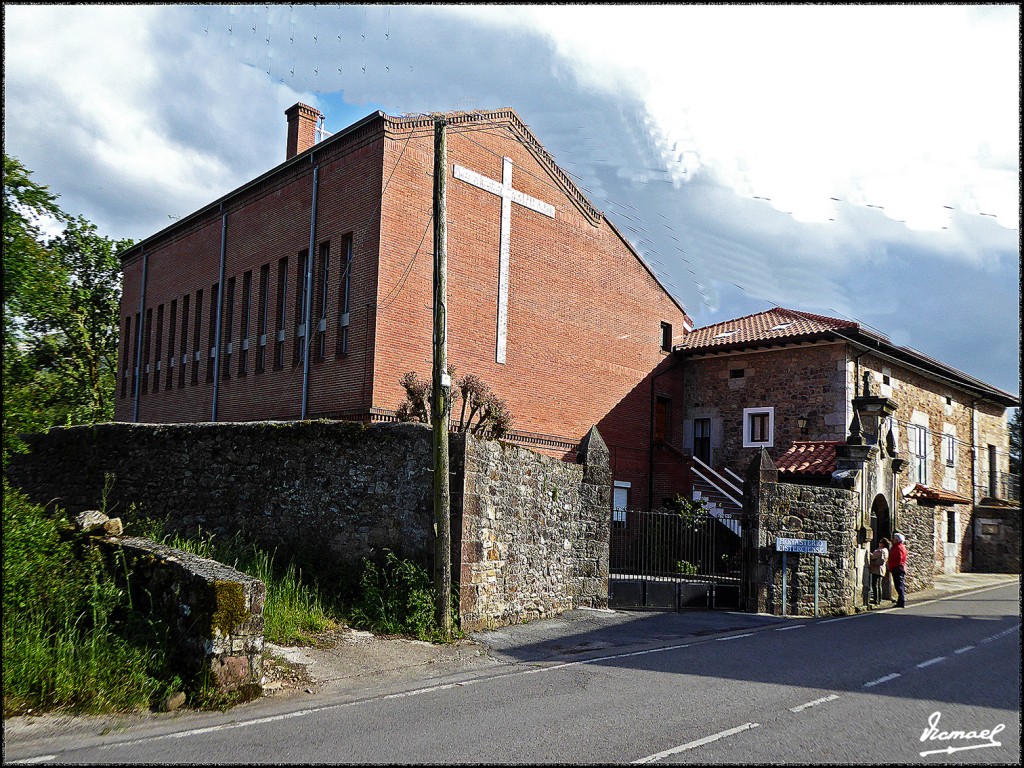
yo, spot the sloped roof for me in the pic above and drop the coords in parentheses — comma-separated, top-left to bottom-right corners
(775, 440, 843, 476)
(677, 307, 858, 352)
(904, 484, 973, 506)
(676, 306, 1018, 408)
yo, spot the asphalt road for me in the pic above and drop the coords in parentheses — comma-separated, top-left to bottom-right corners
(5, 580, 1019, 764)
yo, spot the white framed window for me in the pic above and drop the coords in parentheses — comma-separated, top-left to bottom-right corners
(908, 424, 929, 484)
(742, 407, 774, 448)
(612, 481, 630, 526)
(942, 433, 956, 468)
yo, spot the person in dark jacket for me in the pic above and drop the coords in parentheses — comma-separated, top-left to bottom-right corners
(888, 533, 908, 608)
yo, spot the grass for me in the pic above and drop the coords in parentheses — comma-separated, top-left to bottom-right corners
(3, 484, 459, 717)
(2, 481, 179, 716)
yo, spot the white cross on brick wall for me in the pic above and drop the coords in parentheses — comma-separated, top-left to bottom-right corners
(454, 157, 555, 364)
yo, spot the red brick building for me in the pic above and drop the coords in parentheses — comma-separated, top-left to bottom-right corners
(116, 104, 692, 509)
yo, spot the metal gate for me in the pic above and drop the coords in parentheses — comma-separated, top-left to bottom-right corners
(609, 505, 745, 610)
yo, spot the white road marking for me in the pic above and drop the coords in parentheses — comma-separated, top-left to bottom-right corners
(916, 656, 946, 669)
(775, 624, 805, 631)
(632, 722, 760, 763)
(7, 757, 57, 764)
(716, 633, 753, 641)
(954, 645, 975, 654)
(864, 672, 901, 688)
(789, 694, 839, 713)
(820, 616, 853, 624)
(980, 624, 1020, 644)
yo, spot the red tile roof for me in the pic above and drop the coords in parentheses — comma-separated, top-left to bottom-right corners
(775, 440, 843, 476)
(678, 307, 860, 352)
(904, 484, 973, 505)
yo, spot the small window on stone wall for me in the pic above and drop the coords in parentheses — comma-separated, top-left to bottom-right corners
(742, 407, 774, 448)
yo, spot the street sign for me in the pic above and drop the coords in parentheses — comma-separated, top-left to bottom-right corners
(776, 537, 828, 555)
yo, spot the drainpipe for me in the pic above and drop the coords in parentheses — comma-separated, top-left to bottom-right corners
(132, 248, 148, 423)
(212, 208, 227, 422)
(970, 398, 978, 569)
(648, 352, 684, 510)
(300, 161, 319, 419)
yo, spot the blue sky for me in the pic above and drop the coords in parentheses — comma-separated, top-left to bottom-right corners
(4, 4, 1019, 398)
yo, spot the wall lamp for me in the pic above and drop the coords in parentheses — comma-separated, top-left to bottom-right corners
(797, 415, 809, 434)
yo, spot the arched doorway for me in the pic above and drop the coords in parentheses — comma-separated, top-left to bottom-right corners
(870, 494, 891, 546)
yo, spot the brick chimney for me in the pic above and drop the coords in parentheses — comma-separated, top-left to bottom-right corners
(285, 103, 323, 160)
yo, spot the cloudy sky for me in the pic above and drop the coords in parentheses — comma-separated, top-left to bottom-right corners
(4, 4, 1019, 396)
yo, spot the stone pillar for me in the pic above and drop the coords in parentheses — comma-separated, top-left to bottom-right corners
(578, 426, 612, 608)
(743, 448, 778, 613)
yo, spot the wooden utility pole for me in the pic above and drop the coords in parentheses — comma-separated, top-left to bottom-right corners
(431, 116, 453, 639)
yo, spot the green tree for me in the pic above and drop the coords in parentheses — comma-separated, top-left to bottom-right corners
(3, 155, 130, 459)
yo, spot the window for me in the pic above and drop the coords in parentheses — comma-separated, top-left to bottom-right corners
(693, 418, 711, 464)
(222, 277, 235, 379)
(315, 241, 330, 361)
(191, 289, 203, 385)
(908, 424, 928, 484)
(946, 510, 957, 544)
(166, 299, 177, 390)
(153, 304, 164, 393)
(238, 271, 251, 376)
(660, 322, 672, 352)
(612, 481, 630, 526)
(132, 312, 140, 396)
(274, 257, 287, 369)
(337, 234, 353, 357)
(121, 315, 132, 398)
(988, 444, 998, 498)
(729, 368, 745, 379)
(742, 407, 774, 448)
(654, 396, 671, 443)
(179, 294, 190, 389)
(206, 283, 219, 383)
(943, 433, 956, 468)
(293, 250, 308, 366)
(142, 308, 152, 394)
(256, 264, 269, 373)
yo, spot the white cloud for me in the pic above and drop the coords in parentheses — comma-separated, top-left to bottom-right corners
(446, 5, 1019, 234)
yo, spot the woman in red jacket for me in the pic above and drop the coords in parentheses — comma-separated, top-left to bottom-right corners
(888, 533, 908, 608)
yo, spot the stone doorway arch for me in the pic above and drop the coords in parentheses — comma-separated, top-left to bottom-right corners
(870, 494, 891, 547)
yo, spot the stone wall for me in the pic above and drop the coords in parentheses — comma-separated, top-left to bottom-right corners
(456, 427, 612, 631)
(6, 420, 612, 631)
(106, 536, 265, 693)
(6, 421, 437, 575)
(972, 503, 1021, 573)
(744, 451, 861, 616)
(896, 499, 937, 594)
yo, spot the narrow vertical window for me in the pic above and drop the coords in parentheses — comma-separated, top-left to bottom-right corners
(222, 277, 235, 379)
(274, 257, 287, 369)
(315, 241, 330, 361)
(166, 299, 177, 390)
(293, 250, 308, 366)
(153, 304, 164, 393)
(256, 264, 269, 373)
(142, 308, 152, 395)
(660, 321, 672, 352)
(179, 294, 190, 389)
(239, 270, 252, 376)
(908, 425, 928, 484)
(192, 289, 203, 386)
(336, 234, 353, 357)
(206, 283, 218, 383)
(121, 315, 132, 398)
(693, 418, 711, 464)
(131, 312, 140, 396)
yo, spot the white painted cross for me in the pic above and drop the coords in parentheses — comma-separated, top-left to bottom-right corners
(453, 157, 555, 364)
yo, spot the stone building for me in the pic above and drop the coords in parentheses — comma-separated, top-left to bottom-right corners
(673, 306, 1017, 583)
(115, 103, 691, 509)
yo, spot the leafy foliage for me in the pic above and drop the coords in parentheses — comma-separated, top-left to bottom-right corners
(349, 550, 460, 642)
(3, 155, 131, 460)
(395, 369, 512, 439)
(2, 482, 176, 715)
